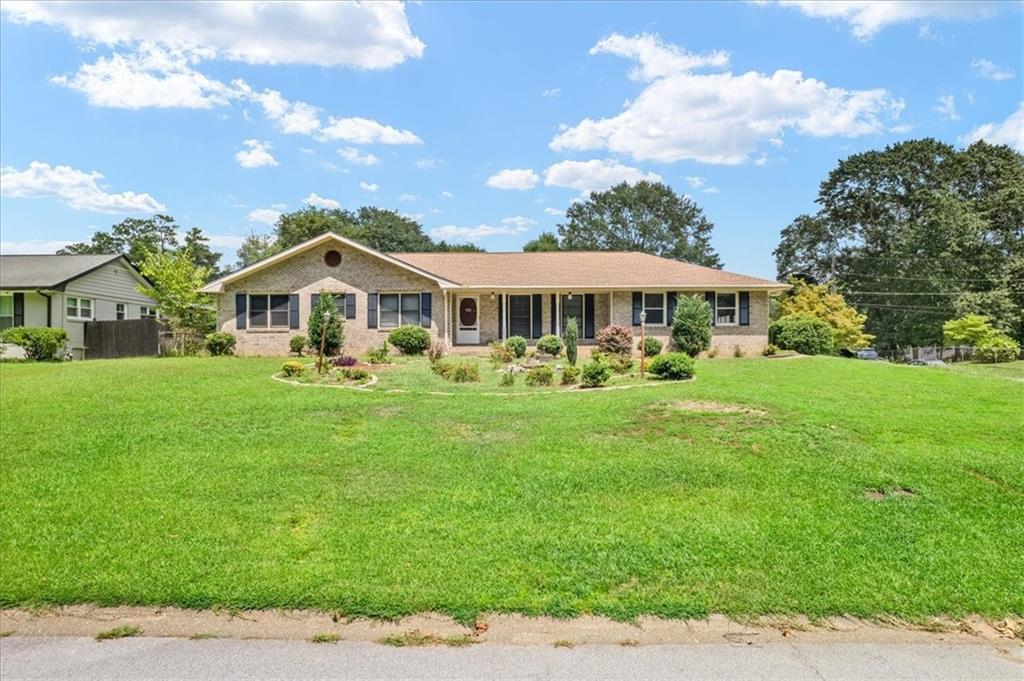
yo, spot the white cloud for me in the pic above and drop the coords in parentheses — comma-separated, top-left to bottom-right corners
(248, 207, 282, 225)
(202, 233, 247, 248)
(961, 103, 1024, 151)
(486, 168, 539, 190)
(590, 33, 729, 81)
(0, 239, 74, 254)
(544, 207, 564, 216)
(971, 58, 1015, 81)
(318, 117, 422, 144)
(430, 223, 529, 242)
(542, 88, 561, 98)
(543, 159, 661, 195)
(430, 208, 442, 214)
(501, 215, 538, 229)
(248, 87, 321, 134)
(235, 139, 278, 168)
(0, 161, 165, 213)
(933, 94, 960, 121)
(337, 147, 381, 166)
(400, 212, 424, 221)
(303, 193, 341, 210)
(414, 158, 443, 169)
(771, 1, 1004, 40)
(2, 1, 424, 69)
(359, 181, 379, 192)
(441, 190, 454, 198)
(684, 175, 720, 193)
(398, 193, 417, 202)
(551, 33, 904, 165)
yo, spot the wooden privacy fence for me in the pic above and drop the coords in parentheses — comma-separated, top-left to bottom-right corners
(84, 318, 160, 359)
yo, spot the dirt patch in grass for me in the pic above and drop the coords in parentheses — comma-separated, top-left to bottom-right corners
(864, 487, 917, 501)
(662, 400, 768, 415)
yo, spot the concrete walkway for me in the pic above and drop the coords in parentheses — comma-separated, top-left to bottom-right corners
(2, 637, 1021, 680)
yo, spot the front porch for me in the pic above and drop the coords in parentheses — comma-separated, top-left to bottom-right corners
(443, 291, 614, 347)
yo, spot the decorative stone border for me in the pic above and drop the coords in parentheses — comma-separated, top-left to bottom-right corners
(271, 372, 379, 391)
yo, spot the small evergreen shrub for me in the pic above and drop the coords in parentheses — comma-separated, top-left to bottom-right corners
(975, 334, 1020, 363)
(671, 295, 712, 357)
(308, 292, 344, 356)
(524, 365, 554, 386)
(489, 341, 514, 366)
(648, 352, 696, 380)
(564, 317, 579, 365)
(596, 324, 633, 356)
(341, 367, 372, 382)
(366, 341, 390, 364)
(289, 335, 307, 355)
(560, 364, 581, 385)
(762, 344, 778, 356)
(280, 360, 305, 377)
(580, 358, 612, 388)
(0, 327, 68, 361)
(388, 325, 431, 355)
(499, 369, 516, 387)
(770, 314, 835, 355)
(638, 337, 662, 357)
(450, 363, 481, 383)
(205, 332, 236, 356)
(427, 339, 447, 364)
(536, 334, 563, 356)
(504, 335, 527, 358)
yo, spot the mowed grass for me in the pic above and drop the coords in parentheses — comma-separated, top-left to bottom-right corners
(0, 356, 1021, 623)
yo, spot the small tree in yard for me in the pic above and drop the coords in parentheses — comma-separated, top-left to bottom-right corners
(308, 293, 344, 369)
(136, 248, 214, 356)
(671, 295, 712, 357)
(945, 314, 1020, 363)
(564, 317, 579, 365)
(779, 278, 872, 351)
(596, 324, 633, 356)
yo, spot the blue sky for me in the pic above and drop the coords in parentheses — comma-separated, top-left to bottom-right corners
(1, 1, 1021, 278)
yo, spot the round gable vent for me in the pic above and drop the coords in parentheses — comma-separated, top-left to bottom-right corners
(324, 250, 342, 267)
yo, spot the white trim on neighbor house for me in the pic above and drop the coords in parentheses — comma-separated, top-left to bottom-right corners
(65, 296, 94, 322)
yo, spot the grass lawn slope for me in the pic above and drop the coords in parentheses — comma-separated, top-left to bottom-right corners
(1, 356, 1020, 623)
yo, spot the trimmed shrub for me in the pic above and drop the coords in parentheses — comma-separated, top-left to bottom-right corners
(280, 360, 305, 377)
(388, 325, 431, 355)
(564, 317, 578, 365)
(289, 335, 307, 355)
(524, 365, 554, 386)
(504, 335, 527, 358)
(366, 341, 390, 364)
(596, 324, 633, 356)
(762, 343, 779, 356)
(593, 350, 633, 374)
(331, 355, 357, 367)
(770, 314, 835, 355)
(489, 341, 514, 367)
(205, 332, 236, 356)
(427, 339, 447, 364)
(580, 358, 612, 388)
(648, 352, 696, 380)
(536, 334, 563, 357)
(308, 292, 344, 356)
(560, 364, 581, 385)
(975, 334, 1020, 363)
(0, 327, 68, 361)
(499, 369, 516, 387)
(341, 367, 372, 382)
(638, 336, 662, 357)
(671, 295, 712, 357)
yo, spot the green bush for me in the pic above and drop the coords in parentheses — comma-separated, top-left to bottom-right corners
(0, 327, 68, 361)
(489, 341, 514, 366)
(388, 325, 431, 355)
(975, 334, 1020, 363)
(450, 362, 481, 383)
(289, 335, 307, 355)
(499, 369, 515, 387)
(596, 324, 633, 356)
(671, 296, 712, 357)
(366, 341, 390, 364)
(580, 358, 612, 388)
(524, 365, 554, 386)
(560, 364, 581, 385)
(308, 292, 344, 356)
(762, 343, 778, 356)
(504, 335, 527, 358)
(341, 367, 372, 382)
(205, 332, 236, 356)
(770, 314, 835, 355)
(648, 352, 696, 380)
(536, 334, 563, 356)
(280, 360, 305, 377)
(564, 317, 578, 365)
(638, 337, 662, 357)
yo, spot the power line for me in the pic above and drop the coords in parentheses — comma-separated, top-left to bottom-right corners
(843, 290, 1024, 296)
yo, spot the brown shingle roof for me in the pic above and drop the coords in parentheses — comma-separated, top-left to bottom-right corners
(392, 251, 785, 289)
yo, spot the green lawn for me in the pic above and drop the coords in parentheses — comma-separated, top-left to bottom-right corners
(1, 356, 1021, 623)
(947, 359, 1024, 382)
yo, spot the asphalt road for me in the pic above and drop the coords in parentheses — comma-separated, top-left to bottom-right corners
(1, 637, 1021, 680)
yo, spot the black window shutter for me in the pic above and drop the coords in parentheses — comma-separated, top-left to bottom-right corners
(666, 292, 677, 325)
(12, 292, 24, 327)
(705, 291, 716, 326)
(739, 291, 750, 326)
(584, 294, 596, 339)
(632, 292, 642, 326)
(550, 294, 557, 334)
(310, 293, 320, 316)
(288, 294, 300, 329)
(531, 294, 542, 338)
(367, 292, 378, 328)
(420, 292, 432, 328)
(235, 293, 247, 330)
(497, 294, 503, 339)
(345, 293, 356, 320)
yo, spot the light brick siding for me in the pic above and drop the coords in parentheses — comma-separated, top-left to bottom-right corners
(219, 242, 445, 356)
(453, 292, 612, 346)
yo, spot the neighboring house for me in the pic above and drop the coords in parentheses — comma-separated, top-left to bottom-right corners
(200, 232, 788, 356)
(0, 254, 157, 359)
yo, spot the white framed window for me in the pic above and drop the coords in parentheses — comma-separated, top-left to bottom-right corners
(0, 294, 13, 330)
(116, 303, 127, 320)
(140, 306, 158, 319)
(66, 296, 93, 321)
(715, 292, 737, 326)
(644, 293, 665, 325)
(379, 293, 421, 328)
(248, 294, 289, 328)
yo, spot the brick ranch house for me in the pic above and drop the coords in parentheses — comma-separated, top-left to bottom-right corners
(200, 232, 788, 356)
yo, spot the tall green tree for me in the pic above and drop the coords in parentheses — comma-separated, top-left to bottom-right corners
(235, 232, 280, 269)
(557, 181, 721, 267)
(308, 291, 344, 360)
(136, 248, 215, 354)
(774, 139, 1024, 348)
(522, 231, 561, 252)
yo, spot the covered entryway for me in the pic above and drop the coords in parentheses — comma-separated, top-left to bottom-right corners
(456, 296, 479, 344)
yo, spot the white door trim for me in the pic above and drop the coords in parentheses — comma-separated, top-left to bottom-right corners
(456, 295, 480, 344)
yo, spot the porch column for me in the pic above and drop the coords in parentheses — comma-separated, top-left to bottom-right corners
(555, 292, 561, 336)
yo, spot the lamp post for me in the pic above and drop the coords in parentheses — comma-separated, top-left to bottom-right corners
(639, 310, 647, 378)
(318, 308, 333, 375)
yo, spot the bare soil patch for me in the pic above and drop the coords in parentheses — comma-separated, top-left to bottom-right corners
(663, 399, 768, 415)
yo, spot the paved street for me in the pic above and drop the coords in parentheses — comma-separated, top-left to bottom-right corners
(1, 637, 1021, 680)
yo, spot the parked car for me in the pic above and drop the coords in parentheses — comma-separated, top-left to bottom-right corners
(856, 348, 886, 361)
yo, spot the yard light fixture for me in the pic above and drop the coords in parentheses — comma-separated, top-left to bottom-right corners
(567, 292, 573, 300)
(639, 310, 647, 378)
(318, 307, 333, 375)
